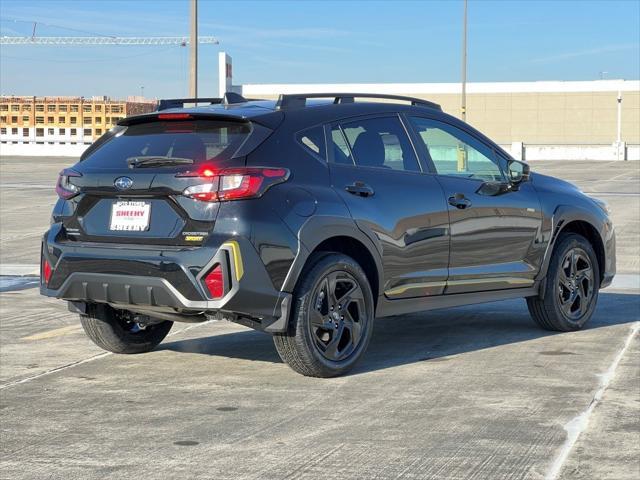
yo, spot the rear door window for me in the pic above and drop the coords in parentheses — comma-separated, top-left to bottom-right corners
(80, 120, 252, 169)
(335, 116, 420, 172)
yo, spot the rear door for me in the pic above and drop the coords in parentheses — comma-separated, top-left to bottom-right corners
(407, 115, 543, 294)
(64, 117, 254, 246)
(327, 114, 450, 299)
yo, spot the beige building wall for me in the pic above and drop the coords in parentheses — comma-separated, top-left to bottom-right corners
(404, 91, 640, 145)
(241, 80, 640, 146)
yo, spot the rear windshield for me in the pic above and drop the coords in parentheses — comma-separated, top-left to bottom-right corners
(81, 120, 252, 169)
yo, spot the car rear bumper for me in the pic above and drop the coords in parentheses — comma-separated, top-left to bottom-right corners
(40, 225, 291, 332)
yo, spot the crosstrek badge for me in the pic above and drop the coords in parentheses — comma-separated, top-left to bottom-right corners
(182, 231, 208, 242)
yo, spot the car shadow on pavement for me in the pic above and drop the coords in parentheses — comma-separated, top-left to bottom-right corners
(159, 292, 640, 375)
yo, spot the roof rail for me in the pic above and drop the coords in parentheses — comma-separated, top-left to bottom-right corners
(275, 93, 442, 111)
(157, 92, 248, 111)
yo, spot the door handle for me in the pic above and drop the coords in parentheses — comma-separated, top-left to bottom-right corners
(448, 193, 472, 209)
(345, 182, 374, 197)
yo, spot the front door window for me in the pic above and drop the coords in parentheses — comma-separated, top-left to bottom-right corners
(409, 116, 504, 181)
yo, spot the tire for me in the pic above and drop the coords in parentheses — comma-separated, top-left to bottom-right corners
(527, 233, 600, 332)
(80, 304, 173, 354)
(273, 252, 375, 377)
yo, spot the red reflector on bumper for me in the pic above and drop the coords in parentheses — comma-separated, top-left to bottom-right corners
(204, 264, 224, 299)
(42, 259, 52, 284)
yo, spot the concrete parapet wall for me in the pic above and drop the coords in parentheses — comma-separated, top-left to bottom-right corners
(0, 142, 89, 157)
(500, 144, 639, 161)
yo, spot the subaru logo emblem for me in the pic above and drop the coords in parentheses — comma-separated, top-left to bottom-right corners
(114, 176, 133, 190)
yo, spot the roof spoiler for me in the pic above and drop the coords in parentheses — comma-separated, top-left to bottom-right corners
(157, 92, 249, 111)
(275, 93, 442, 111)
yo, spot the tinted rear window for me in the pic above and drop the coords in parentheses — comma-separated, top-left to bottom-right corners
(81, 120, 252, 169)
(339, 117, 420, 172)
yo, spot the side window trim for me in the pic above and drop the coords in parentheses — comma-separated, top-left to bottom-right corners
(397, 113, 425, 173)
(399, 112, 436, 174)
(407, 115, 506, 181)
(338, 124, 356, 165)
(325, 123, 356, 166)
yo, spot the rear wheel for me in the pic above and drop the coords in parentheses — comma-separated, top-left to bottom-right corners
(80, 304, 173, 354)
(527, 233, 600, 331)
(273, 252, 375, 377)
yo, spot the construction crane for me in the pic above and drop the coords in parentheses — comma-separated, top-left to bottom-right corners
(0, 9, 215, 96)
(0, 36, 218, 45)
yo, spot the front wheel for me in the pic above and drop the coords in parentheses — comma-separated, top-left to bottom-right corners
(80, 304, 173, 354)
(527, 233, 600, 331)
(273, 252, 375, 377)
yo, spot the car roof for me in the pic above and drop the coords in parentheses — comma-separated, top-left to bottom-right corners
(121, 94, 444, 130)
(118, 95, 511, 160)
(161, 98, 434, 116)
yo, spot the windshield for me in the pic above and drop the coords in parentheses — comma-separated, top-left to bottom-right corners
(80, 120, 252, 169)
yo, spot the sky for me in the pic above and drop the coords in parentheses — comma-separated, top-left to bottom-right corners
(0, 0, 638, 99)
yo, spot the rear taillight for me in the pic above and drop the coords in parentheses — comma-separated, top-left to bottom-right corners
(203, 264, 224, 299)
(55, 169, 82, 200)
(180, 167, 289, 202)
(42, 258, 52, 285)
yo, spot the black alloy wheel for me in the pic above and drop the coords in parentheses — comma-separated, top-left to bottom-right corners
(308, 270, 368, 362)
(527, 233, 600, 332)
(273, 252, 375, 377)
(557, 247, 595, 321)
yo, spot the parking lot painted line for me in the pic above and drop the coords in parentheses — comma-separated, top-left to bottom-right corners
(0, 351, 112, 391)
(584, 192, 640, 197)
(0, 183, 53, 189)
(0, 276, 40, 292)
(0, 320, 215, 390)
(21, 325, 82, 341)
(0, 264, 39, 276)
(607, 274, 640, 290)
(546, 321, 640, 480)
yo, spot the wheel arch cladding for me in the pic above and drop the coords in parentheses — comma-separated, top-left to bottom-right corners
(540, 203, 609, 282)
(311, 236, 380, 307)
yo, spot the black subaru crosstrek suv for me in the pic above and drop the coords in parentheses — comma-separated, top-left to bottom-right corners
(41, 92, 616, 377)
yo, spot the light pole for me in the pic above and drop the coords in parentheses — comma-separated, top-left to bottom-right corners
(189, 0, 198, 99)
(458, 0, 468, 172)
(616, 91, 624, 160)
(461, 0, 467, 122)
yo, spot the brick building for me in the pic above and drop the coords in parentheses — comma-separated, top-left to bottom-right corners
(0, 96, 156, 147)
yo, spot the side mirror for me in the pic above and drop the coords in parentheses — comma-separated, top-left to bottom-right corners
(507, 160, 530, 185)
(476, 181, 512, 196)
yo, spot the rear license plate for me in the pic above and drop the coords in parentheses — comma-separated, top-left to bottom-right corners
(109, 201, 151, 231)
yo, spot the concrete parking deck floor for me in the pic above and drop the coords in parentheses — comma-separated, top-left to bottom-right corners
(1, 157, 639, 479)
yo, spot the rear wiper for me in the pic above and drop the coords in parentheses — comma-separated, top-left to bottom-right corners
(127, 156, 194, 168)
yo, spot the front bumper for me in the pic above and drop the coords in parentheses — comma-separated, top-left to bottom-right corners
(40, 225, 291, 332)
(601, 223, 616, 289)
